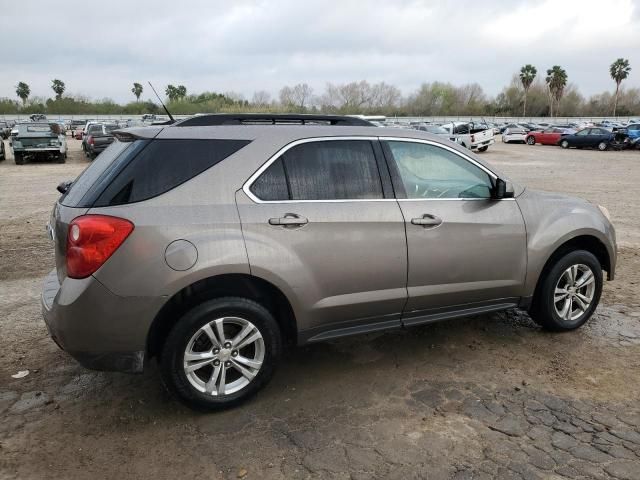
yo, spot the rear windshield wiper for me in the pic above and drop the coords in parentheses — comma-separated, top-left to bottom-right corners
(57, 180, 73, 194)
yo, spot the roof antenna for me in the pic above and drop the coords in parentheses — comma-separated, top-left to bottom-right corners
(148, 81, 175, 123)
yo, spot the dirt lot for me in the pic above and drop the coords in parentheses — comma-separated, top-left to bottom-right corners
(1, 137, 639, 480)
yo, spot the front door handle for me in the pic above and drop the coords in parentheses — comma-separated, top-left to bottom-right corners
(411, 214, 442, 227)
(268, 213, 308, 227)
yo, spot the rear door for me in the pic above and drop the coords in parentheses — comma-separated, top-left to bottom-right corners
(381, 138, 527, 324)
(237, 137, 408, 339)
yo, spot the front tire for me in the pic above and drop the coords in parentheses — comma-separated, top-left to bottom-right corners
(477, 146, 488, 152)
(530, 250, 603, 331)
(560, 140, 569, 149)
(526, 136, 536, 145)
(160, 297, 282, 411)
(14, 152, 25, 165)
(597, 141, 608, 151)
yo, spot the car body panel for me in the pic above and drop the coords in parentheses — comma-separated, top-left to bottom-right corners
(40, 122, 617, 373)
(516, 189, 616, 293)
(397, 197, 527, 313)
(236, 189, 408, 333)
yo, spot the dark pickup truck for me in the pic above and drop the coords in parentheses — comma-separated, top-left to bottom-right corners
(83, 123, 118, 159)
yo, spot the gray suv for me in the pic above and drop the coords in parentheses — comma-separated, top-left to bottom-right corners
(42, 114, 616, 410)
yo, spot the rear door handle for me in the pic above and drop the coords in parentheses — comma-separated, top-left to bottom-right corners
(268, 214, 308, 227)
(411, 214, 442, 227)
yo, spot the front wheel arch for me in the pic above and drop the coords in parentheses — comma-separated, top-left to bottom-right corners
(531, 235, 611, 306)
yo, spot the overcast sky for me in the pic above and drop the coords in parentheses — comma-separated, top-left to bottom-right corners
(1, 0, 639, 103)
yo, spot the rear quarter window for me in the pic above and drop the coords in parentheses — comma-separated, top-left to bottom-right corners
(93, 139, 250, 206)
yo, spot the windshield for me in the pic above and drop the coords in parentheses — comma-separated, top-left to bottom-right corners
(426, 126, 448, 134)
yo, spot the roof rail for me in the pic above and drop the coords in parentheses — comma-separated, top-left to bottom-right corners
(174, 113, 374, 127)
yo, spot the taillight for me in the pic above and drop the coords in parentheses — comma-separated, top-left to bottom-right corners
(87, 135, 94, 145)
(66, 215, 134, 279)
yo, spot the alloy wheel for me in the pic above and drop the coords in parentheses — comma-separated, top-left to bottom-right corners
(183, 316, 265, 396)
(553, 264, 596, 321)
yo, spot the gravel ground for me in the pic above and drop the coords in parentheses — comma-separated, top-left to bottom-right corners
(1, 137, 639, 480)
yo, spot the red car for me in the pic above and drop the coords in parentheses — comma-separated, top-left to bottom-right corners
(526, 127, 574, 146)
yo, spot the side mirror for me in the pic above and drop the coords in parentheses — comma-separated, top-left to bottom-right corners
(492, 178, 514, 199)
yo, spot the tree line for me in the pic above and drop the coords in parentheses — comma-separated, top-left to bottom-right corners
(2, 59, 635, 117)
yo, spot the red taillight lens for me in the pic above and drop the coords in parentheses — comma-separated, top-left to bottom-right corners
(66, 215, 134, 279)
(87, 135, 94, 145)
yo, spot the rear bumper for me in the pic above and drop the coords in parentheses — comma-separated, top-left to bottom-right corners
(470, 138, 495, 149)
(41, 269, 162, 373)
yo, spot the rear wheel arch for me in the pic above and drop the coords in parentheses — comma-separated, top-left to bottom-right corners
(147, 273, 297, 360)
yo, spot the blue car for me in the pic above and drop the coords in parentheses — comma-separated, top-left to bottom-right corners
(559, 127, 615, 151)
(626, 123, 640, 141)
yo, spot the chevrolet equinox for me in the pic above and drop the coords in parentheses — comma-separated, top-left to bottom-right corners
(42, 114, 617, 410)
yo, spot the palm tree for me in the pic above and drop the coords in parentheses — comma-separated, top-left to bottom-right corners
(131, 82, 143, 102)
(51, 79, 65, 100)
(16, 81, 30, 105)
(545, 66, 568, 117)
(519, 65, 537, 117)
(609, 58, 631, 116)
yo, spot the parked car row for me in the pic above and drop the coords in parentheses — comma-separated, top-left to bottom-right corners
(500, 122, 640, 151)
(388, 120, 496, 152)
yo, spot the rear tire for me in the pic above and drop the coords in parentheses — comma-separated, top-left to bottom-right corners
(526, 136, 535, 145)
(160, 297, 282, 411)
(14, 153, 25, 165)
(529, 250, 603, 331)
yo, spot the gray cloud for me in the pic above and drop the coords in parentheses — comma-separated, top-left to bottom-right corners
(1, 0, 638, 103)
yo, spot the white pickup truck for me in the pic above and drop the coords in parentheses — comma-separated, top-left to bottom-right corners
(440, 121, 495, 152)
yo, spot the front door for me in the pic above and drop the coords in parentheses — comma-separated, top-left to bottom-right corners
(237, 138, 408, 338)
(381, 139, 527, 323)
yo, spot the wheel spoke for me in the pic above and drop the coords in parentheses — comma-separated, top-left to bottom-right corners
(184, 350, 215, 362)
(555, 288, 569, 302)
(232, 323, 255, 348)
(558, 297, 571, 319)
(217, 365, 226, 395)
(236, 331, 262, 350)
(575, 292, 592, 306)
(185, 357, 215, 372)
(205, 364, 222, 394)
(214, 318, 226, 344)
(570, 265, 578, 284)
(573, 295, 587, 312)
(576, 270, 594, 288)
(201, 323, 220, 348)
(564, 297, 573, 320)
(231, 359, 257, 380)
(233, 355, 263, 370)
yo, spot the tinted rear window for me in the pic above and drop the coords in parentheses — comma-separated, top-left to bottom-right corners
(250, 140, 383, 201)
(60, 140, 139, 207)
(93, 139, 250, 206)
